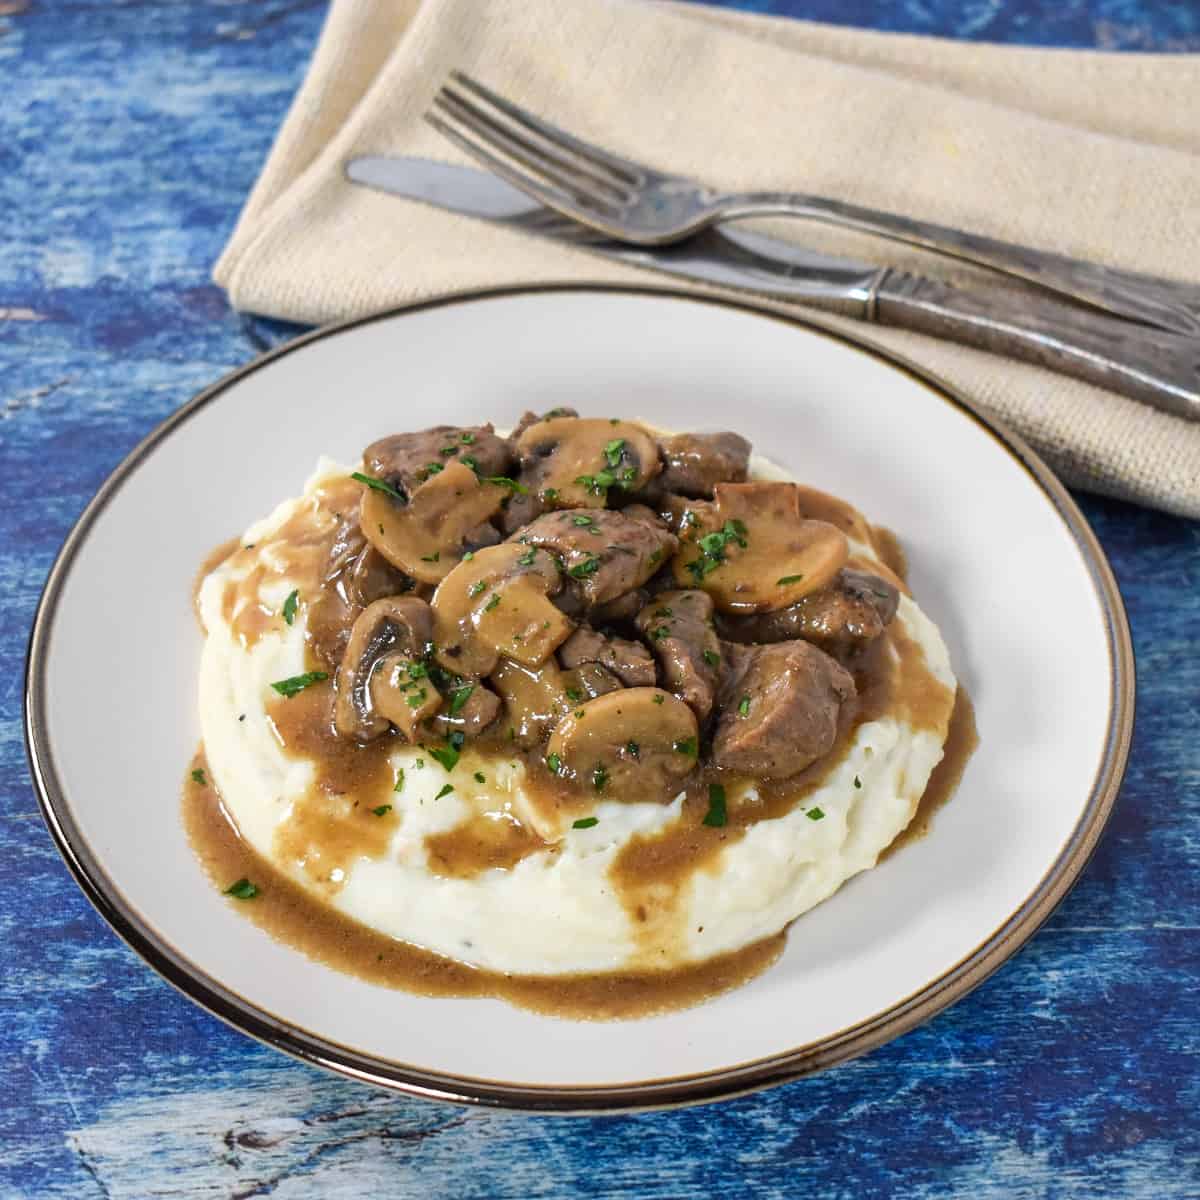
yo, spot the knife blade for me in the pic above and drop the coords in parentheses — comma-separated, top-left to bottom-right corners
(346, 156, 1200, 420)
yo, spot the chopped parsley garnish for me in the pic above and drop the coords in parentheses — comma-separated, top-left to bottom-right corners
(483, 475, 528, 494)
(702, 783, 727, 828)
(190, 767, 207, 786)
(650, 626, 670, 641)
(673, 736, 698, 757)
(546, 407, 571, 418)
(653, 606, 673, 618)
(372, 804, 392, 817)
(420, 550, 440, 563)
(648, 549, 663, 565)
(625, 740, 640, 759)
(418, 461, 444, 480)
(406, 661, 428, 680)
(460, 431, 476, 444)
(517, 548, 537, 566)
(224, 878, 259, 900)
(572, 515, 594, 527)
(461, 455, 478, 472)
(574, 709, 586, 719)
(806, 806, 826, 821)
(350, 471, 404, 502)
(462, 550, 475, 561)
(405, 687, 428, 709)
(416, 758, 425, 768)
(546, 753, 562, 774)
(469, 580, 488, 598)
(448, 683, 475, 716)
(702, 649, 720, 668)
(652, 694, 664, 705)
(603, 438, 625, 467)
(592, 765, 609, 792)
(270, 671, 328, 698)
(439, 444, 458, 456)
(281, 589, 299, 626)
(685, 519, 748, 582)
(393, 769, 405, 793)
(484, 593, 501, 612)
(573, 817, 599, 830)
(574, 470, 618, 496)
(777, 574, 805, 586)
(738, 695, 751, 718)
(435, 784, 455, 800)
(474, 772, 486, 784)
(544, 488, 559, 501)
(854, 776, 862, 789)
(565, 687, 584, 703)
(568, 556, 601, 579)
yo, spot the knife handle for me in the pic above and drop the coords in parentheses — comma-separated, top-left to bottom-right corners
(873, 271, 1200, 421)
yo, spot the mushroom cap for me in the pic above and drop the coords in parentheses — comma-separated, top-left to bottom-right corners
(431, 542, 572, 677)
(333, 596, 437, 742)
(359, 461, 507, 584)
(515, 417, 661, 509)
(546, 687, 699, 800)
(671, 482, 848, 613)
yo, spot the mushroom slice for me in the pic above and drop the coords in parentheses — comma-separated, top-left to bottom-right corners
(334, 597, 438, 742)
(490, 658, 573, 747)
(515, 416, 661, 510)
(432, 543, 572, 677)
(359, 460, 507, 585)
(546, 687, 699, 800)
(671, 482, 848, 614)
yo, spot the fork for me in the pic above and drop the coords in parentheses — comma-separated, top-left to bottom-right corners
(426, 71, 1200, 339)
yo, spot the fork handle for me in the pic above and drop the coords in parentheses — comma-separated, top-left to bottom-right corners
(719, 192, 1200, 337)
(873, 270, 1200, 420)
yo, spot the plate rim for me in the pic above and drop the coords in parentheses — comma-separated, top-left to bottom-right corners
(24, 283, 1135, 1114)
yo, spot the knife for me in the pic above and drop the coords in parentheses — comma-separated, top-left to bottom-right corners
(347, 156, 1200, 421)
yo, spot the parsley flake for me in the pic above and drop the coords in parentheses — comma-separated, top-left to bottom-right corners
(673, 736, 698, 757)
(448, 683, 475, 716)
(483, 475, 528, 494)
(469, 580, 488, 598)
(281, 589, 299, 626)
(435, 784, 455, 800)
(484, 593, 501, 612)
(738, 695, 751, 718)
(573, 817, 599, 830)
(806, 806, 826, 821)
(350, 472, 404, 502)
(224, 878, 259, 900)
(190, 767, 207, 786)
(517, 548, 537, 566)
(777, 574, 805, 586)
(603, 438, 625, 467)
(372, 804, 392, 817)
(568, 556, 601, 579)
(703, 783, 727, 828)
(546, 753, 562, 774)
(474, 772, 486, 784)
(592, 765, 609, 792)
(420, 550, 440, 563)
(702, 649, 720, 668)
(393, 769, 405, 793)
(270, 671, 328, 698)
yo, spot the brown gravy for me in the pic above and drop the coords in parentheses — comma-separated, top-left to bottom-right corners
(184, 751, 782, 1020)
(186, 472, 975, 1018)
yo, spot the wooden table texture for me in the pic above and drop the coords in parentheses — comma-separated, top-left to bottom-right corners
(2, 1, 1198, 1196)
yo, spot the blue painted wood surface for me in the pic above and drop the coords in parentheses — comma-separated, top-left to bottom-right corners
(2, 2, 1198, 1196)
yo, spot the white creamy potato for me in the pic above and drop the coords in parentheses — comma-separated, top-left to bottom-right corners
(198, 457, 955, 976)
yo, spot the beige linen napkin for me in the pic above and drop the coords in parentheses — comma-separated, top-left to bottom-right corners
(214, 0, 1200, 518)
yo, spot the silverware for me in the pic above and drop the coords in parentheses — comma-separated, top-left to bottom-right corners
(347, 156, 1200, 421)
(426, 71, 1200, 339)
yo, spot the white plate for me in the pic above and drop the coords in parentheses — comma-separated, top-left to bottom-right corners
(26, 287, 1132, 1112)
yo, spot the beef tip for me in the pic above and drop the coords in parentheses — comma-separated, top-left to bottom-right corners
(509, 407, 579, 441)
(635, 590, 722, 720)
(591, 587, 649, 625)
(463, 520, 502, 552)
(363, 425, 512, 494)
(649, 432, 752, 498)
(428, 683, 502, 738)
(712, 640, 855, 778)
(497, 489, 545, 537)
(559, 627, 657, 687)
(511, 509, 677, 607)
(562, 661, 624, 701)
(718, 568, 900, 658)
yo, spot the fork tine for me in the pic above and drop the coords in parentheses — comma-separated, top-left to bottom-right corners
(431, 92, 622, 217)
(449, 71, 643, 188)
(423, 110, 613, 227)
(435, 86, 628, 209)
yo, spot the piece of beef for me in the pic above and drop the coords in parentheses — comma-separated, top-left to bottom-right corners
(508, 407, 579, 441)
(711, 640, 855, 778)
(428, 683, 502, 738)
(652, 431, 752, 498)
(511, 509, 677, 607)
(591, 587, 650, 625)
(363, 425, 512, 495)
(559, 627, 657, 688)
(718, 568, 900, 658)
(635, 590, 722, 720)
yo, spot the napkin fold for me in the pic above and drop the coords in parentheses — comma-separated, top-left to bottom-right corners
(215, 0, 1200, 518)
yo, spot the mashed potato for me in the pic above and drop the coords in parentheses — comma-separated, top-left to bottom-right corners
(197, 459, 955, 976)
